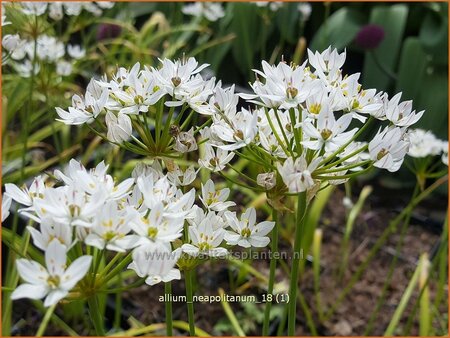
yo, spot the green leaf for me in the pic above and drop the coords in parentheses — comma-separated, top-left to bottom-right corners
(414, 68, 448, 139)
(419, 8, 448, 65)
(230, 3, 259, 76)
(2, 78, 30, 129)
(276, 3, 300, 44)
(395, 37, 428, 99)
(362, 4, 409, 90)
(309, 7, 365, 52)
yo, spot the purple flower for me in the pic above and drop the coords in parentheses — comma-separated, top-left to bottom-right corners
(96, 23, 121, 41)
(355, 24, 385, 50)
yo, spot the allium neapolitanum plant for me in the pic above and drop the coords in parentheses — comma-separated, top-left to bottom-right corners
(3, 47, 447, 336)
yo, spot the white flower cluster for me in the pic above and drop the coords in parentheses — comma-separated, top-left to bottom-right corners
(254, 2, 284, 12)
(182, 2, 225, 22)
(56, 57, 219, 145)
(407, 128, 448, 166)
(3, 159, 274, 306)
(2, 33, 85, 76)
(193, 47, 424, 195)
(20, 2, 114, 20)
(1, 2, 95, 75)
(55, 48, 427, 196)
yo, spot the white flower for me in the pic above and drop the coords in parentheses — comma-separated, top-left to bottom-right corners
(441, 141, 448, 166)
(132, 161, 164, 181)
(302, 111, 357, 153)
(2, 195, 11, 222)
(56, 60, 72, 76)
(48, 2, 63, 20)
(173, 128, 198, 153)
(257, 172, 276, 190)
(199, 143, 234, 172)
(4, 175, 47, 207)
(67, 44, 85, 59)
(128, 245, 181, 286)
(11, 239, 92, 307)
(62, 3, 83, 16)
(200, 179, 236, 212)
(181, 214, 227, 257)
(242, 61, 321, 109)
(277, 156, 321, 193)
(29, 185, 106, 227)
(56, 79, 109, 125)
(307, 47, 346, 82)
(129, 202, 184, 247)
(32, 35, 65, 62)
(2, 34, 21, 52)
(369, 126, 409, 172)
(105, 112, 132, 144)
(85, 201, 138, 252)
(385, 93, 424, 127)
(27, 219, 73, 251)
(224, 208, 275, 248)
(95, 2, 115, 9)
(21, 2, 48, 16)
(153, 57, 209, 103)
(14, 60, 40, 77)
(342, 196, 354, 209)
(254, 2, 283, 11)
(167, 165, 197, 187)
(182, 2, 225, 21)
(298, 3, 312, 21)
(136, 175, 172, 208)
(212, 108, 258, 150)
(9, 38, 28, 60)
(107, 63, 165, 115)
(407, 129, 442, 158)
(54, 159, 134, 201)
(197, 85, 239, 117)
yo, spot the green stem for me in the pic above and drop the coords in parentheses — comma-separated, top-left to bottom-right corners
(88, 296, 105, 335)
(316, 159, 372, 174)
(262, 209, 278, 335)
(36, 304, 56, 336)
(287, 191, 307, 336)
(264, 107, 290, 156)
(101, 252, 133, 282)
(273, 108, 294, 157)
(20, 16, 38, 181)
(165, 282, 173, 336)
(113, 272, 122, 331)
(185, 269, 196, 336)
(318, 117, 373, 167)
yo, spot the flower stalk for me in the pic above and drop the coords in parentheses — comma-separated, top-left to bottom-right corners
(262, 209, 278, 335)
(287, 191, 307, 336)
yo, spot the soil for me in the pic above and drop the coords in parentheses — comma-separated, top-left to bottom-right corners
(9, 181, 448, 336)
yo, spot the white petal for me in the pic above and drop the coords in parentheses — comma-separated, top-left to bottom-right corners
(11, 283, 48, 300)
(248, 236, 270, 247)
(44, 289, 68, 307)
(60, 256, 92, 290)
(45, 240, 67, 276)
(16, 259, 48, 284)
(161, 269, 181, 283)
